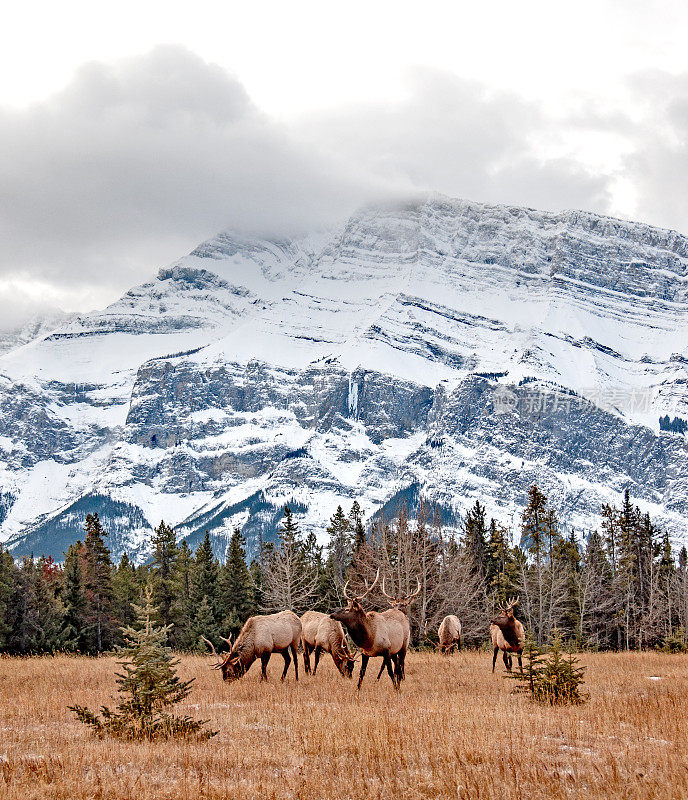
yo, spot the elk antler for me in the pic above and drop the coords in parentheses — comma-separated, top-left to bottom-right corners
(506, 596, 519, 610)
(406, 577, 422, 601)
(219, 634, 233, 649)
(343, 567, 380, 602)
(382, 575, 422, 605)
(381, 575, 394, 602)
(424, 621, 438, 650)
(201, 635, 223, 669)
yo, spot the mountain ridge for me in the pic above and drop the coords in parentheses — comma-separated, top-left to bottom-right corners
(1, 195, 686, 561)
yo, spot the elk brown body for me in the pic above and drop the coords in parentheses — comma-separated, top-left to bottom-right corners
(490, 597, 525, 673)
(300, 610, 356, 677)
(438, 614, 462, 654)
(203, 610, 301, 682)
(330, 569, 420, 690)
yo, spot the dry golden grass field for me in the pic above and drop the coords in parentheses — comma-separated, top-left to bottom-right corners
(0, 650, 687, 800)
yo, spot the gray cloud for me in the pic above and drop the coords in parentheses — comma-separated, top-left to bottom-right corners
(624, 70, 688, 235)
(0, 49, 620, 331)
(293, 69, 612, 215)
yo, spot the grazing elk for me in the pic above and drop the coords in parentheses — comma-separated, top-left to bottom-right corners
(437, 614, 462, 654)
(490, 597, 525, 673)
(300, 610, 357, 677)
(202, 610, 301, 682)
(331, 569, 420, 689)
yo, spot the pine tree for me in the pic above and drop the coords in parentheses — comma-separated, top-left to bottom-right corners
(191, 532, 220, 643)
(70, 589, 215, 740)
(32, 556, 64, 651)
(0, 545, 17, 650)
(218, 529, 255, 638)
(62, 542, 88, 652)
(83, 513, 116, 652)
(464, 500, 487, 577)
(192, 532, 219, 611)
(113, 553, 139, 628)
(350, 501, 366, 553)
(486, 518, 517, 604)
(508, 628, 587, 705)
(520, 485, 551, 644)
(150, 521, 178, 629)
(325, 505, 353, 594)
(171, 540, 194, 650)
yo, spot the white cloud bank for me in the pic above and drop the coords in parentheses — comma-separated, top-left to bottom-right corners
(0, 46, 685, 331)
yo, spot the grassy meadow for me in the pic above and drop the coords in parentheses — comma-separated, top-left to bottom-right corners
(0, 650, 686, 799)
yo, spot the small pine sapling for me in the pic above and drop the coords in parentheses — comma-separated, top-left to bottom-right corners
(69, 588, 216, 740)
(508, 628, 587, 705)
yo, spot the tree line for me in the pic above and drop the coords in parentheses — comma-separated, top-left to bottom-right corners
(0, 488, 686, 654)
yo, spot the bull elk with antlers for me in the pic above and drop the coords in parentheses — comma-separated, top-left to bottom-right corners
(490, 597, 525, 673)
(202, 610, 301, 682)
(330, 568, 420, 689)
(300, 610, 357, 677)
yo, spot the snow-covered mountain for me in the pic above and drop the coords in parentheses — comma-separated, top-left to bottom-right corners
(1, 195, 687, 561)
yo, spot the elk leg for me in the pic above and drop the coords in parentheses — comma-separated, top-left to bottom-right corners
(397, 649, 406, 682)
(303, 642, 311, 674)
(357, 654, 369, 690)
(384, 655, 398, 689)
(457, 636, 461, 652)
(313, 645, 323, 676)
(291, 642, 299, 681)
(376, 658, 386, 680)
(492, 647, 499, 673)
(261, 652, 271, 680)
(503, 651, 511, 672)
(517, 654, 523, 674)
(280, 649, 292, 681)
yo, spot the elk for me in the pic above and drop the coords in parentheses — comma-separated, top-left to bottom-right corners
(437, 614, 462, 654)
(490, 597, 525, 673)
(202, 610, 301, 682)
(331, 568, 420, 689)
(300, 610, 357, 677)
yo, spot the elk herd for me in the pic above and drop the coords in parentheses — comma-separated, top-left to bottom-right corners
(203, 575, 526, 691)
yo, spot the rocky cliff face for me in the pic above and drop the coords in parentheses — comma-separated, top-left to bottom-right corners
(0, 195, 686, 561)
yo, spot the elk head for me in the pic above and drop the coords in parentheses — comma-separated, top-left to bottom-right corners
(202, 634, 245, 682)
(380, 575, 422, 612)
(490, 597, 519, 627)
(330, 567, 380, 628)
(334, 640, 360, 678)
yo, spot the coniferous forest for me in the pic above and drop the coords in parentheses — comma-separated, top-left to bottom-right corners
(0, 486, 686, 655)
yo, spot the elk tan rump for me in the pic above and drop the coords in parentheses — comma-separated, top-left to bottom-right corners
(438, 615, 461, 649)
(241, 610, 302, 656)
(363, 609, 410, 657)
(300, 610, 347, 655)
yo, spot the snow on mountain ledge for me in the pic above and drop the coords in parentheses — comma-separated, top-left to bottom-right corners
(0, 195, 687, 561)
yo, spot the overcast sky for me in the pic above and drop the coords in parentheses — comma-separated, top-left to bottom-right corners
(1, 0, 688, 330)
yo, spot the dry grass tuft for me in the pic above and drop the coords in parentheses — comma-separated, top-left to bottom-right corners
(0, 651, 686, 799)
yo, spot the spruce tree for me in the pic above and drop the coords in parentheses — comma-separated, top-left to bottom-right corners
(464, 500, 488, 577)
(219, 528, 255, 638)
(151, 520, 178, 628)
(113, 553, 139, 628)
(191, 532, 220, 642)
(326, 505, 353, 593)
(0, 545, 17, 650)
(83, 513, 116, 652)
(350, 501, 366, 552)
(62, 542, 88, 652)
(70, 589, 215, 740)
(171, 540, 194, 650)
